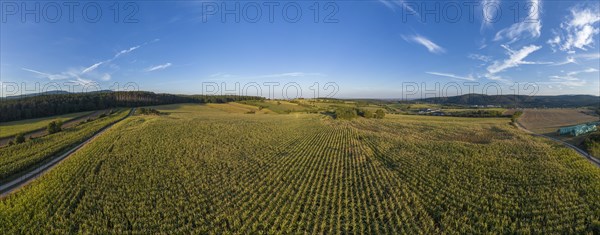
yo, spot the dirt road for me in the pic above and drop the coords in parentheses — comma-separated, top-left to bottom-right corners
(0, 108, 135, 197)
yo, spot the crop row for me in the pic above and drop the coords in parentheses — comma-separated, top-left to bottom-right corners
(1, 106, 599, 233)
(0, 109, 129, 182)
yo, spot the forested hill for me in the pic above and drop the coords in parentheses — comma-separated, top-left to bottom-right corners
(416, 94, 600, 108)
(0, 91, 263, 122)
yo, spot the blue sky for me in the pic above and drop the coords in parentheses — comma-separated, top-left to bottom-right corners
(1, 0, 599, 98)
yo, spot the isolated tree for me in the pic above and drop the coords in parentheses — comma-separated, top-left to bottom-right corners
(14, 133, 25, 144)
(334, 107, 358, 120)
(47, 120, 63, 134)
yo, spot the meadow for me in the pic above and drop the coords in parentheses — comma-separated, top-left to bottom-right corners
(0, 104, 599, 233)
(0, 111, 93, 138)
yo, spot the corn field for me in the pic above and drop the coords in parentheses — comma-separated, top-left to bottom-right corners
(1, 104, 599, 234)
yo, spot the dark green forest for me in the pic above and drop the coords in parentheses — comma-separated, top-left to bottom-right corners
(0, 91, 263, 122)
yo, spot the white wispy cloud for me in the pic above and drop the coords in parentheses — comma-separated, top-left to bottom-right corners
(487, 44, 544, 74)
(574, 53, 600, 60)
(548, 4, 600, 52)
(377, 0, 418, 15)
(82, 40, 157, 74)
(468, 53, 492, 62)
(484, 73, 510, 83)
(547, 68, 598, 87)
(481, 0, 500, 28)
(21, 68, 70, 80)
(551, 56, 577, 66)
(146, 63, 172, 72)
(71, 77, 95, 86)
(100, 73, 112, 81)
(81, 62, 104, 74)
(426, 72, 476, 81)
(114, 46, 141, 58)
(402, 34, 445, 54)
(494, 0, 542, 42)
(23, 39, 159, 84)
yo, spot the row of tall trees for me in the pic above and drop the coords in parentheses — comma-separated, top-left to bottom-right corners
(0, 92, 263, 122)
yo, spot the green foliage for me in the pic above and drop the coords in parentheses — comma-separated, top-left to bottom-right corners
(358, 109, 374, 118)
(46, 120, 63, 134)
(0, 111, 92, 139)
(1, 105, 599, 234)
(446, 110, 505, 118)
(238, 100, 313, 114)
(138, 108, 162, 115)
(334, 107, 358, 119)
(0, 91, 263, 122)
(13, 133, 25, 144)
(0, 110, 129, 182)
(374, 109, 386, 119)
(511, 110, 524, 124)
(584, 132, 600, 159)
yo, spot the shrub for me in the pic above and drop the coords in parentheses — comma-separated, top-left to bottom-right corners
(374, 109, 386, 119)
(511, 110, 523, 124)
(334, 107, 358, 120)
(47, 120, 63, 134)
(14, 133, 26, 144)
(358, 109, 374, 118)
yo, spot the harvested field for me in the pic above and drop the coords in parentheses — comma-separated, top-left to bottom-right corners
(518, 109, 598, 134)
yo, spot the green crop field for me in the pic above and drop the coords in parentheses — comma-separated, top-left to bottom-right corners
(0, 109, 129, 183)
(0, 111, 93, 138)
(239, 100, 314, 113)
(1, 104, 599, 233)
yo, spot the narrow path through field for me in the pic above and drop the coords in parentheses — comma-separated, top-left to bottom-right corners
(0, 108, 136, 198)
(515, 120, 600, 168)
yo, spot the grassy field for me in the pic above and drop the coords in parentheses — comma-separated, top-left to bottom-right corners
(206, 102, 270, 114)
(239, 100, 313, 113)
(519, 109, 598, 135)
(0, 109, 129, 183)
(0, 111, 93, 138)
(1, 104, 599, 233)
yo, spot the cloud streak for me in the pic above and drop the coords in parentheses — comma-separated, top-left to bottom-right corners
(494, 0, 542, 42)
(21, 68, 70, 80)
(547, 68, 599, 87)
(377, 0, 419, 16)
(403, 34, 445, 54)
(82, 40, 157, 74)
(487, 44, 544, 74)
(146, 63, 172, 72)
(426, 72, 476, 81)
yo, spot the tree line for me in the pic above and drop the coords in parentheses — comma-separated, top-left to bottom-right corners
(334, 107, 385, 120)
(0, 92, 263, 122)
